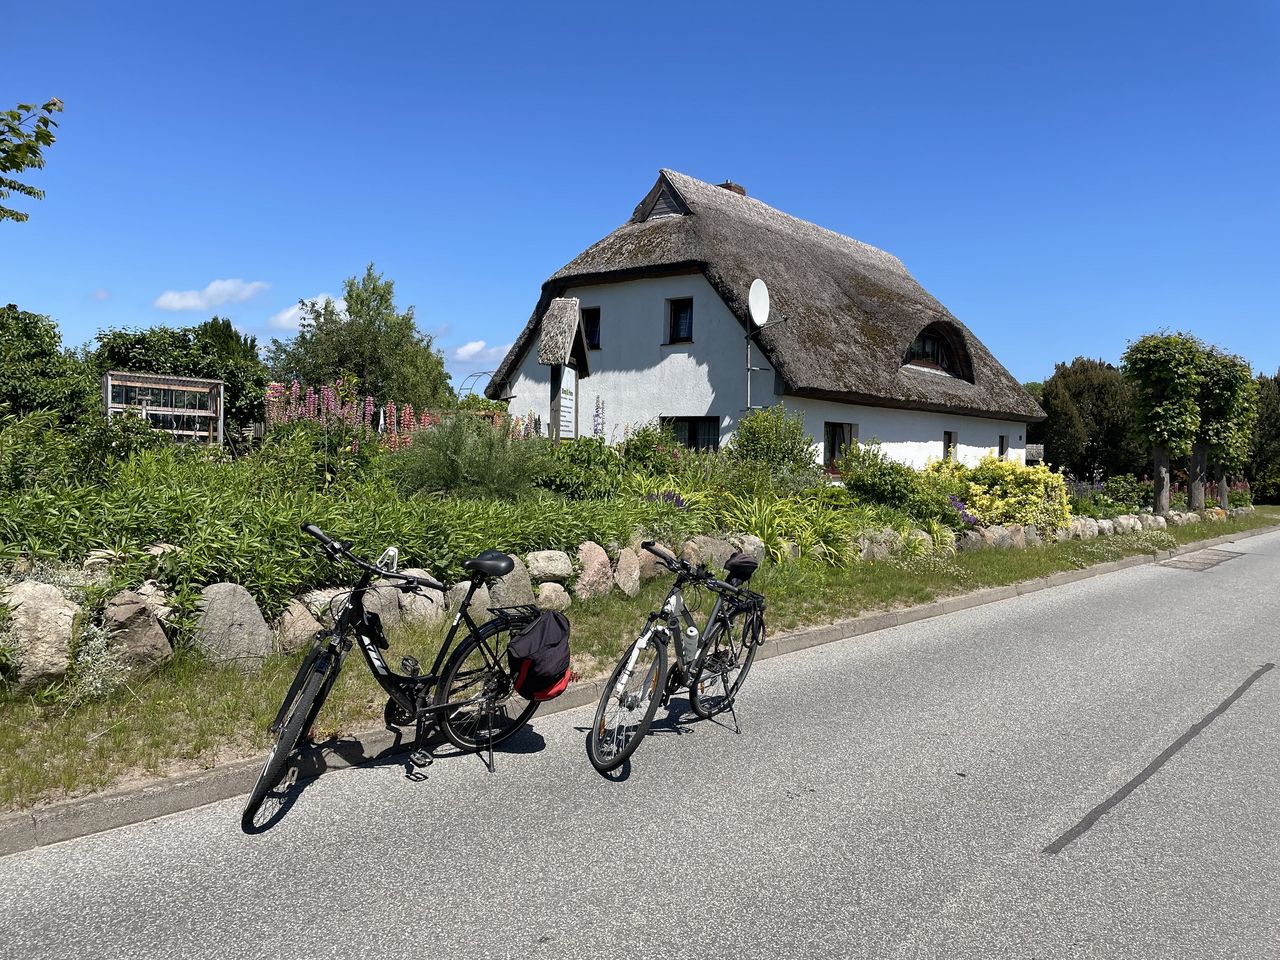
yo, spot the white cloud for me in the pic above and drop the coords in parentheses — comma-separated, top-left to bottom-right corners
(91, 288, 110, 301)
(268, 294, 345, 331)
(453, 340, 511, 364)
(154, 278, 269, 311)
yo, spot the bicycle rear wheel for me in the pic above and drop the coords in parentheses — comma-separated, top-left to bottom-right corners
(436, 622, 539, 753)
(242, 651, 336, 830)
(587, 632, 667, 773)
(689, 605, 763, 719)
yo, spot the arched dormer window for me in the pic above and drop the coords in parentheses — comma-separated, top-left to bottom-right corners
(904, 322, 973, 381)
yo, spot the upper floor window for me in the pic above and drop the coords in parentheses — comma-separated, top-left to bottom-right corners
(667, 298, 693, 344)
(907, 331, 958, 374)
(582, 307, 601, 350)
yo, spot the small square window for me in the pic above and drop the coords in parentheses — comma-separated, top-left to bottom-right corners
(581, 307, 601, 350)
(662, 415, 718, 451)
(667, 298, 693, 344)
(824, 422, 858, 469)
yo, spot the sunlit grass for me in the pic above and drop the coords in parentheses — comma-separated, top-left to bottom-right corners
(1, 508, 1275, 810)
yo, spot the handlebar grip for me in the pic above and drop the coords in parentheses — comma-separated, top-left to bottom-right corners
(301, 523, 334, 547)
(641, 540, 683, 572)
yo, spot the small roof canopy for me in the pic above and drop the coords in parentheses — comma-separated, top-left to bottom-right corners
(535, 298, 591, 376)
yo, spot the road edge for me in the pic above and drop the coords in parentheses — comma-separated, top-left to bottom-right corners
(3, 522, 1277, 858)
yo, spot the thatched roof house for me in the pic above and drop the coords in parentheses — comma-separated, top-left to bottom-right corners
(489, 170, 1044, 466)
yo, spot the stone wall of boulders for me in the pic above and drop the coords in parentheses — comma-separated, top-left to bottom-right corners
(0, 506, 1260, 686)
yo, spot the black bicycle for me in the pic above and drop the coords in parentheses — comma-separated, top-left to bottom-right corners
(586, 541, 766, 773)
(242, 523, 543, 829)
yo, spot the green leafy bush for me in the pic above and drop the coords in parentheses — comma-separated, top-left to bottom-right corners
(387, 415, 549, 500)
(937, 455, 1072, 529)
(540, 436, 624, 499)
(0, 410, 167, 493)
(1101, 474, 1149, 512)
(839, 441, 919, 509)
(723, 405, 814, 471)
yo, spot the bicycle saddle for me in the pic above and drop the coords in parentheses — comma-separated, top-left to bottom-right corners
(463, 550, 515, 579)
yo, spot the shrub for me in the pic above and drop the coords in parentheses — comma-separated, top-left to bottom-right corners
(387, 415, 549, 500)
(0, 410, 167, 493)
(839, 441, 919, 510)
(723, 405, 814, 471)
(957, 456, 1072, 529)
(540, 436, 624, 499)
(618, 421, 682, 476)
(1101, 474, 1149, 512)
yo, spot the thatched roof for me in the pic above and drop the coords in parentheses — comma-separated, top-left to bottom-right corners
(488, 170, 1044, 422)
(536, 297, 591, 374)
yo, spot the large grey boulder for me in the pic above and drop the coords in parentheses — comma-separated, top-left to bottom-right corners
(196, 583, 273, 670)
(446, 581, 492, 620)
(727, 534, 766, 565)
(956, 530, 986, 553)
(574, 541, 613, 601)
(614, 547, 641, 598)
(907, 528, 935, 551)
(1069, 517, 1099, 540)
(276, 599, 323, 654)
(983, 525, 1015, 550)
(2, 581, 78, 687)
(364, 582, 403, 633)
(302, 587, 346, 626)
(526, 550, 573, 583)
(681, 536, 735, 571)
(399, 567, 446, 625)
(1113, 515, 1141, 534)
(105, 589, 172, 668)
(536, 582, 571, 612)
(1005, 524, 1027, 549)
(1138, 513, 1166, 530)
(1095, 519, 1115, 536)
(1024, 525, 1043, 547)
(638, 543, 672, 580)
(490, 556, 535, 608)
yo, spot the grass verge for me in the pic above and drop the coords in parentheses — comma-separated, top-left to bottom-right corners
(2, 508, 1277, 811)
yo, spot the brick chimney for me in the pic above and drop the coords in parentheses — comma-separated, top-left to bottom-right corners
(717, 180, 747, 197)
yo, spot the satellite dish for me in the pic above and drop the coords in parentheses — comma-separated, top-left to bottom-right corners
(748, 278, 770, 328)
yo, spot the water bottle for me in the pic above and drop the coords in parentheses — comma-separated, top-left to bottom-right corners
(682, 625, 700, 663)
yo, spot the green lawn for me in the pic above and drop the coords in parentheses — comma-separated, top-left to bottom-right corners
(1, 507, 1276, 811)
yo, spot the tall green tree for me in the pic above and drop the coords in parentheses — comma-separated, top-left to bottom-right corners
(1121, 332, 1205, 514)
(266, 264, 454, 408)
(1, 99, 63, 223)
(1194, 348, 1258, 508)
(1249, 370, 1280, 503)
(90, 318, 269, 431)
(1037, 358, 1145, 479)
(0, 304, 93, 419)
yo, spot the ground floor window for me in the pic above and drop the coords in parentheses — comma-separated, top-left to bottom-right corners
(662, 416, 719, 451)
(998, 434, 1009, 459)
(823, 421, 858, 469)
(943, 430, 957, 460)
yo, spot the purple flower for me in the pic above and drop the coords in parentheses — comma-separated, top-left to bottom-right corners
(948, 494, 979, 526)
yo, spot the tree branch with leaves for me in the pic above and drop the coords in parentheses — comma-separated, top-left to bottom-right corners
(1, 99, 63, 223)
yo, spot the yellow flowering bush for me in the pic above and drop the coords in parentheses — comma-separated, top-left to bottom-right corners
(926, 455, 1071, 530)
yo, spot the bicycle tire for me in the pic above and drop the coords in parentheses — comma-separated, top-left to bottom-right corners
(436, 623, 539, 753)
(587, 633, 667, 773)
(241, 655, 333, 829)
(689, 605, 763, 719)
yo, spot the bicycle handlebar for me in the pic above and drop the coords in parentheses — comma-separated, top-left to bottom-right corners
(640, 540, 757, 601)
(300, 522, 446, 593)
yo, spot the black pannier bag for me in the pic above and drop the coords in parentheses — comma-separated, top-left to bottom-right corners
(506, 610, 572, 701)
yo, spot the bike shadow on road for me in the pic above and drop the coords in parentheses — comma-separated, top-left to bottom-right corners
(577, 695, 739, 783)
(242, 724, 549, 833)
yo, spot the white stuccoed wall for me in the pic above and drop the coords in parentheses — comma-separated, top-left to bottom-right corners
(504, 272, 1029, 468)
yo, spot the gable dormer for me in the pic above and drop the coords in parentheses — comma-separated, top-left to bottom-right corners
(631, 173, 690, 222)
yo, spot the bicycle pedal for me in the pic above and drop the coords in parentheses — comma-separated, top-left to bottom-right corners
(400, 655, 421, 676)
(408, 748, 434, 768)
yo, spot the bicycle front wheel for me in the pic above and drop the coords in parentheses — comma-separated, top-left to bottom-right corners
(587, 633, 667, 773)
(242, 653, 335, 829)
(436, 624, 540, 753)
(689, 606, 763, 719)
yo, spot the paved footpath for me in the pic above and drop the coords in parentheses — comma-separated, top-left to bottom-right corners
(3, 531, 1279, 960)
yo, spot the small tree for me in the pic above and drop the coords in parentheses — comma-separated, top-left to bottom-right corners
(1038, 358, 1145, 480)
(1121, 332, 1205, 514)
(266, 264, 454, 409)
(1, 99, 63, 223)
(1196, 348, 1259, 509)
(0, 304, 92, 419)
(1248, 370, 1280, 503)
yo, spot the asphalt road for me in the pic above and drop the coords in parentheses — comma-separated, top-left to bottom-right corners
(3, 531, 1279, 960)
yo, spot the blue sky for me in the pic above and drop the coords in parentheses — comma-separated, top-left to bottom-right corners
(3, 1, 1278, 391)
